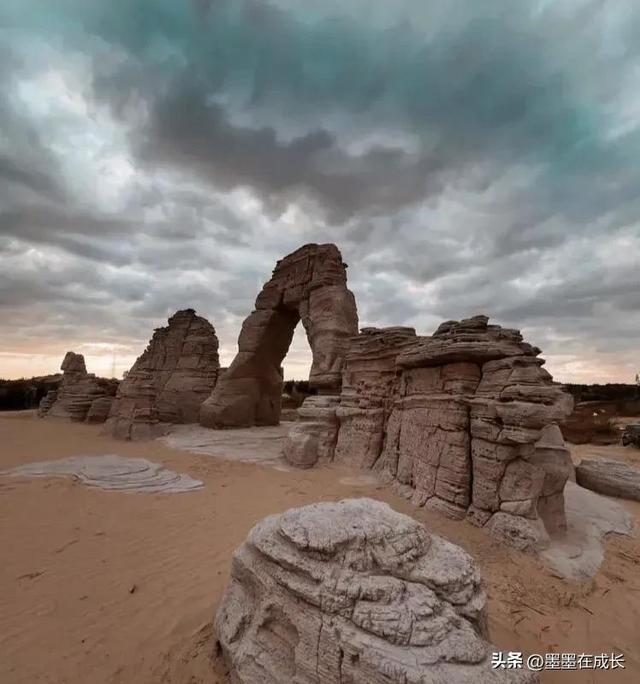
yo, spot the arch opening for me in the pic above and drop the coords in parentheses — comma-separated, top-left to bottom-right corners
(200, 244, 359, 428)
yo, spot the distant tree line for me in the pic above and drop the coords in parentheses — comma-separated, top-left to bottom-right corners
(283, 380, 318, 396)
(564, 383, 639, 403)
(3, 376, 635, 413)
(0, 377, 61, 411)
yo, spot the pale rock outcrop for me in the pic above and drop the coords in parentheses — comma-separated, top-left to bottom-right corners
(37, 390, 58, 417)
(43, 352, 118, 423)
(378, 317, 573, 550)
(282, 327, 418, 470)
(280, 407, 300, 421)
(85, 396, 115, 424)
(576, 458, 640, 502)
(200, 244, 358, 428)
(282, 395, 340, 468)
(334, 327, 418, 470)
(105, 309, 219, 441)
(216, 498, 537, 684)
(1, 454, 202, 493)
(284, 316, 574, 551)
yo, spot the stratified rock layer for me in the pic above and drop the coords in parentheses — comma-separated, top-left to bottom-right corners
(284, 317, 574, 551)
(86, 396, 115, 424)
(1, 455, 202, 493)
(282, 395, 341, 468)
(200, 244, 358, 428)
(43, 352, 118, 423)
(216, 498, 537, 684)
(37, 390, 58, 417)
(105, 309, 219, 440)
(335, 327, 419, 470)
(576, 458, 640, 502)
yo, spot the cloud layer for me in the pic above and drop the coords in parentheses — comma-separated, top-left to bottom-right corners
(1, 0, 639, 382)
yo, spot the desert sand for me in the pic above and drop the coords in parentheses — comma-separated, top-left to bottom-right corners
(1, 411, 639, 684)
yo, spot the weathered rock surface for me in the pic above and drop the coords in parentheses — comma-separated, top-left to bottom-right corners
(162, 424, 290, 469)
(37, 390, 58, 417)
(576, 458, 640, 502)
(282, 395, 340, 468)
(540, 481, 634, 579)
(200, 244, 358, 428)
(105, 309, 219, 440)
(1, 454, 202, 493)
(380, 318, 573, 549)
(86, 396, 115, 424)
(285, 316, 574, 551)
(43, 352, 118, 423)
(334, 327, 418, 470)
(216, 498, 537, 684)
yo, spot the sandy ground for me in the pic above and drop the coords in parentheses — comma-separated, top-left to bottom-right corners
(1, 412, 639, 684)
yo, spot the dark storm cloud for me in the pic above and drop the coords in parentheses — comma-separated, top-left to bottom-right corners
(0, 155, 61, 200)
(0, 0, 639, 381)
(136, 83, 438, 221)
(0, 92, 65, 204)
(80, 0, 640, 227)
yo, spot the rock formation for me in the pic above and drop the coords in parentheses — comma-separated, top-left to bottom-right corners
(282, 395, 340, 468)
(216, 498, 537, 684)
(41, 352, 118, 423)
(2, 454, 203, 494)
(283, 316, 574, 551)
(200, 244, 358, 428)
(576, 458, 640, 502)
(85, 396, 115, 424)
(105, 309, 220, 441)
(37, 390, 58, 417)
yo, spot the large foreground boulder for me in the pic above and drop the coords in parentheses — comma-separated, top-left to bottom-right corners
(105, 309, 220, 440)
(576, 458, 640, 502)
(216, 499, 537, 684)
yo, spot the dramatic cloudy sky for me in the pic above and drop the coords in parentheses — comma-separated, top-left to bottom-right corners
(1, 0, 639, 382)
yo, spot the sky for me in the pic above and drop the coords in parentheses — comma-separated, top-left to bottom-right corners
(1, 0, 639, 383)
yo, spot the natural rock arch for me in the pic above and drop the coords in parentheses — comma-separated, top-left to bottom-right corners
(200, 244, 358, 428)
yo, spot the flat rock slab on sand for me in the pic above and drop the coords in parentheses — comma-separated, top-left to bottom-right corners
(161, 423, 292, 470)
(0, 454, 202, 493)
(541, 481, 634, 579)
(576, 458, 640, 501)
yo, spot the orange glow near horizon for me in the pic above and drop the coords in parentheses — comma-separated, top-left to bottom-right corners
(0, 347, 636, 385)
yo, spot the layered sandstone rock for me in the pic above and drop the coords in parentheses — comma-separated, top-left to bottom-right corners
(86, 396, 115, 424)
(282, 395, 340, 468)
(380, 317, 573, 549)
(201, 244, 358, 428)
(216, 498, 537, 684)
(2, 454, 203, 494)
(37, 390, 58, 417)
(284, 316, 574, 551)
(334, 327, 419, 470)
(105, 309, 219, 441)
(43, 352, 118, 423)
(576, 458, 640, 502)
